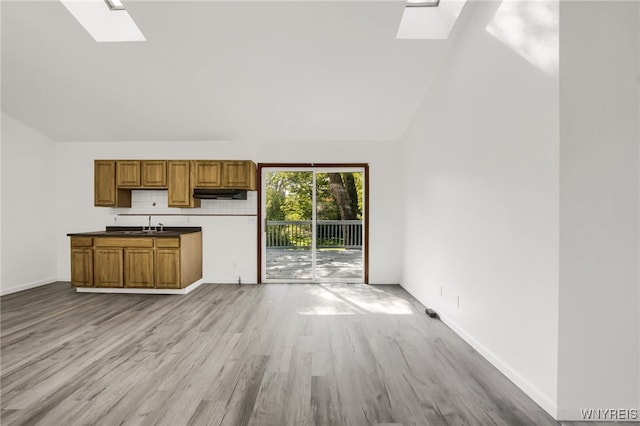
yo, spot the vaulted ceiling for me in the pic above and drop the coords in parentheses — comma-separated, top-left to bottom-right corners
(1, 1, 453, 142)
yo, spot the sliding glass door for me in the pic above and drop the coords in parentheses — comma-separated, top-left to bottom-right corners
(262, 167, 365, 283)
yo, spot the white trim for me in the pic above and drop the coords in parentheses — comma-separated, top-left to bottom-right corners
(311, 171, 318, 280)
(76, 279, 205, 295)
(0, 278, 57, 296)
(434, 308, 558, 419)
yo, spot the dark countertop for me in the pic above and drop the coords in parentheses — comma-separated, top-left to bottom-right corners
(67, 226, 202, 238)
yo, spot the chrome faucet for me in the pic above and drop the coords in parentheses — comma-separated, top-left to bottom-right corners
(147, 215, 152, 231)
(158, 223, 164, 232)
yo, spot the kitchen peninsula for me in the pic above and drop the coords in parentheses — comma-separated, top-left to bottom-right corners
(67, 227, 202, 294)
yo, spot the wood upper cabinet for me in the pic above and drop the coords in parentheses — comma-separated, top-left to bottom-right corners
(94, 248, 124, 287)
(222, 160, 256, 190)
(95, 160, 131, 207)
(116, 161, 141, 187)
(193, 160, 256, 189)
(168, 161, 200, 208)
(141, 161, 167, 187)
(193, 160, 222, 188)
(95, 158, 255, 208)
(124, 248, 154, 288)
(113, 160, 167, 188)
(95, 161, 116, 206)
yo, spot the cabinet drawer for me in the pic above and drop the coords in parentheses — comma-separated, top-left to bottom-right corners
(156, 238, 180, 248)
(95, 237, 154, 248)
(71, 237, 93, 247)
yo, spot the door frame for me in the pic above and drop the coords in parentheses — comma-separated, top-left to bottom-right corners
(257, 163, 369, 284)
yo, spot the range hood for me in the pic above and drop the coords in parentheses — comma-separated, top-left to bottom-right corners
(193, 188, 247, 200)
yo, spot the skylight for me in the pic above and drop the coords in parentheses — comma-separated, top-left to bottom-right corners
(60, 0, 146, 42)
(406, 0, 440, 7)
(396, 0, 467, 40)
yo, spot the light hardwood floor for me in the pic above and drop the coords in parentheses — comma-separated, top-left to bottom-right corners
(0, 282, 611, 425)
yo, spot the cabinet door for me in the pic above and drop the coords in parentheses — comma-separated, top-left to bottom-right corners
(116, 161, 141, 187)
(222, 160, 256, 189)
(124, 248, 154, 288)
(95, 160, 116, 206)
(168, 161, 199, 208)
(193, 160, 222, 187)
(155, 248, 181, 289)
(71, 248, 93, 287)
(94, 248, 124, 287)
(141, 161, 167, 187)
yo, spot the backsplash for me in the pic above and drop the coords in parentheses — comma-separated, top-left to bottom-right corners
(115, 190, 258, 216)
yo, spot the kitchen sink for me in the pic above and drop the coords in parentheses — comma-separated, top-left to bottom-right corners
(107, 230, 170, 235)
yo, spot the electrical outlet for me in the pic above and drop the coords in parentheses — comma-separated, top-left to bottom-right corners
(440, 285, 443, 296)
(457, 296, 460, 309)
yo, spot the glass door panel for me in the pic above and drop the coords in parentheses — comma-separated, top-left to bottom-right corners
(264, 171, 314, 281)
(262, 167, 365, 283)
(315, 171, 364, 281)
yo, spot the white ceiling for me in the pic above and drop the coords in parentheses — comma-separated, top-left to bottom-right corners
(1, 1, 453, 142)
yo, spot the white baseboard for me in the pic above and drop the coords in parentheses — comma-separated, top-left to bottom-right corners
(0, 277, 58, 296)
(437, 310, 558, 418)
(76, 279, 205, 295)
(399, 282, 558, 420)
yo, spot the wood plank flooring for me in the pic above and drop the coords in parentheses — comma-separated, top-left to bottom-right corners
(0, 282, 585, 425)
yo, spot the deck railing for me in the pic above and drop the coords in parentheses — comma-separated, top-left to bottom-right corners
(266, 220, 363, 248)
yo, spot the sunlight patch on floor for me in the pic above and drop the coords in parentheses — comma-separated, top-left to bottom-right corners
(298, 285, 415, 316)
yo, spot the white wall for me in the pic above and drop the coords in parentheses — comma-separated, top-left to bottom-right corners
(1, 112, 58, 294)
(558, 1, 640, 419)
(400, 0, 560, 416)
(54, 140, 403, 285)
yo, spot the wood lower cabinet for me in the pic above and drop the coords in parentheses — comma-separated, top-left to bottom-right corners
(71, 248, 93, 287)
(155, 235, 203, 289)
(94, 248, 124, 287)
(155, 248, 180, 289)
(124, 248, 154, 288)
(70, 237, 93, 287)
(69, 233, 202, 290)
